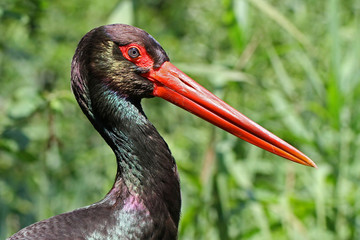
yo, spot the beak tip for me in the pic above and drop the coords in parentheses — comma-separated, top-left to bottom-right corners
(305, 158, 317, 168)
(311, 162, 318, 169)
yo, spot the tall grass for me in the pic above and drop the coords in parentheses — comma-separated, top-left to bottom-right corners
(0, 0, 359, 239)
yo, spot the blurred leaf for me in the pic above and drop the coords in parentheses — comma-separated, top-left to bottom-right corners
(247, 0, 311, 49)
(1, 0, 360, 239)
(107, 0, 134, 25)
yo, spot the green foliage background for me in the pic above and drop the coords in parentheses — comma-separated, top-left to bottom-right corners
(1, 0, 359, 239)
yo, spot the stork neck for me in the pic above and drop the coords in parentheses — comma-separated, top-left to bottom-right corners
(91, 88, 176, 192)
(85, 86, 181, 226)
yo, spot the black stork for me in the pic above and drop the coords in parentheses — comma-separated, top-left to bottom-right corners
(8, 24, 316, 240)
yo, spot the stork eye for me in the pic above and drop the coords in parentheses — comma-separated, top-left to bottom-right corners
(128, 47, 140, 58)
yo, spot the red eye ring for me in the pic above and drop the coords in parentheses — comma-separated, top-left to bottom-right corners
(119, 44, 154, 69)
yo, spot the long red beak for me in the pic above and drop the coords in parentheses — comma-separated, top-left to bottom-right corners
(143, 61, 316, 168)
